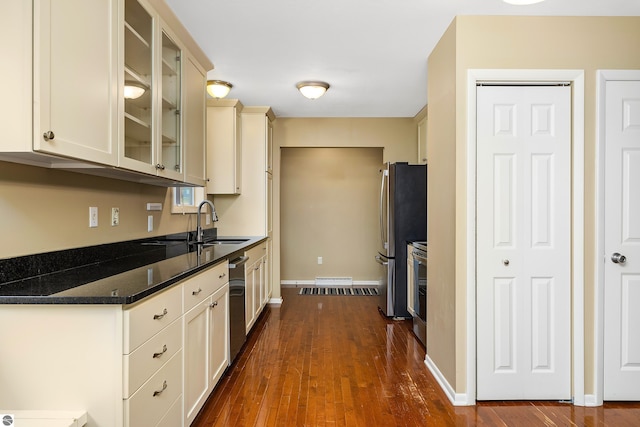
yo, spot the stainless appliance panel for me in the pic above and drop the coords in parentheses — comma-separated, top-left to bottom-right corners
(412, 245, 427, 347)
(376, 162, 427, 318)
(375, 253, 393, 316)
(228, 254, 249, 363)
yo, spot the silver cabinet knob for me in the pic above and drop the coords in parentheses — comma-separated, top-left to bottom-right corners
(503, 259, 510, 266)
(611, 252, 627, 264)
(43, 131, 55, 141)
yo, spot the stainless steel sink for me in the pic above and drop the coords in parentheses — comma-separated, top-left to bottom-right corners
(199, 239, 249, 246)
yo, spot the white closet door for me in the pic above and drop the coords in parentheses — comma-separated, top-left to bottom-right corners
(476, 85, 571, 400)
(604, 80, 640, 401)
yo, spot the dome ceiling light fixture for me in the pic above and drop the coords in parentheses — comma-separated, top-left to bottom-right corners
(502, 0, 545, 4)
(296, 81, 330, 100)
(206, 80, 233, 98)
(124, 81, 146, 99)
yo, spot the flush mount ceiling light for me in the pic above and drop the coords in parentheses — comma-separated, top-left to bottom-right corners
(206, 80, 233, 98)
(124, 81, 146, 99)
(502, 0, 545, 4)
(296, 81, 330, 100)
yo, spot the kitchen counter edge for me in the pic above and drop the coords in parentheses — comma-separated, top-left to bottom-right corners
(0, 236, 267, 306)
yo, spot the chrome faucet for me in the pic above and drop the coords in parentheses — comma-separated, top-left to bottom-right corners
(196, 200, 218, 243)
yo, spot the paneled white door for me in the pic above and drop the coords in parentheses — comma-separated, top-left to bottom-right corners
(604, 80, 640, 400)
(476, 85, 571, 400)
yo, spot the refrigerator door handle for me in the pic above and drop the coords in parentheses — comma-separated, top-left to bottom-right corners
(379, 169, 388, 249)
(375, 254, 389, 265)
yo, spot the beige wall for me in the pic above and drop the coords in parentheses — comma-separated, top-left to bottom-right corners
(425, 20, 458, 391)
(0, 160, 209, 259)
(272, 118, 418, 292)
(427, 15, 640, 396)
(280, 147, 382, 282)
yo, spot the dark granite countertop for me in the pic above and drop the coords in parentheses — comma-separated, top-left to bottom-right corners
(0, 232, 266, 305)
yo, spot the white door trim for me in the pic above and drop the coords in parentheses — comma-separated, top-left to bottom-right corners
(595, 69, 640, 406)
(465, 69, 585, 406)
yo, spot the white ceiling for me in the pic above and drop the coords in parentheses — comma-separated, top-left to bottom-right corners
(165, 0, 640, 118)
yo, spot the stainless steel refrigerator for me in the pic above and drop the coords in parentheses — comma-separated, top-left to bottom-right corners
(375, 162, 427, 318)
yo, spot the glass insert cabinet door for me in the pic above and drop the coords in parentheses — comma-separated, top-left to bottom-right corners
(161, 31, 181, 174)
(123, 0, 153, 165)
(123, 0, 183, 176)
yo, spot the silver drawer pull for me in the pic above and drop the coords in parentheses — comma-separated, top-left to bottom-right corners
(152, 380, 167, 397)
(218, 272, 226, 279)
(192, 287, 202, 296)
(152, 344, 168, 359)
(153, 308, 168, 320)
(210, 301, 218, 308)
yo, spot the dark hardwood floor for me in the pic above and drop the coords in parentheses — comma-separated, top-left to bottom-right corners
(192, 287, 640, 426)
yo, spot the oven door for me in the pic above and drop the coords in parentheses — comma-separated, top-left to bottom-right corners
(414, 251, 427, 323)
(412, 249, 427, 347)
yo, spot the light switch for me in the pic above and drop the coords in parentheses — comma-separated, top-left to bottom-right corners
(89, 207, 98, 228)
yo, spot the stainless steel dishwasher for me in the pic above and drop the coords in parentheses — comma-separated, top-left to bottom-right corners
(228, 253, 249, 363)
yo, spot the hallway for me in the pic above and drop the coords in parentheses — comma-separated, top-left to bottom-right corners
(192, 288, 640, 426)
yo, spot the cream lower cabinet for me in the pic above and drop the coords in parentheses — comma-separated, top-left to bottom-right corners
(183, 261, 229, 426)
(245, 242, 267, 333)
(0, 260, 230, 427)
(123, 284, 183, 427)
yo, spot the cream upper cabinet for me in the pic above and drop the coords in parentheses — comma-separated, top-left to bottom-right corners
(213, 107, 275, 236)
(183, 53, 207, 186)
(120, 0, 185, 182)
(416, 106, 428, 165)
(206, 99, 243, 194)
(1, 0, 211, 187)
(34, 0, 119, 165)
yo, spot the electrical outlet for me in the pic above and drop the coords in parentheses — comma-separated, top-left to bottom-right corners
(111, 207, 120, 226)
(318, 256, 323, 265)
(147, 215, 153, 232)
(205, 213, 211, 225)
(89, 207, 98, 228)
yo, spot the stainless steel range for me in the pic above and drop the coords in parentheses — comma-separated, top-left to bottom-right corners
(411, 241, 427, 347)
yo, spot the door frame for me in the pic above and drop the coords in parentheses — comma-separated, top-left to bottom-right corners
(594, 69, 640, 406)
(466, 69, 585, 406)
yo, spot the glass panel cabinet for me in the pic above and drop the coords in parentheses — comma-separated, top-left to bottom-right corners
(122, 0, 183, 181)
(124, 0, 153, 165)
(160, 31, 182, 174)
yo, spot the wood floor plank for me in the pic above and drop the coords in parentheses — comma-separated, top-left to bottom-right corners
(192, 287, 640, 427)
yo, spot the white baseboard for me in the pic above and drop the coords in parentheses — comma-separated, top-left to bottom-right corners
(281, 280, 315, 287)
(425, 355, 474, 406)
(281, 280, 379, 287)
(268, 297, 283, 306)
(584, 394, 601, 407)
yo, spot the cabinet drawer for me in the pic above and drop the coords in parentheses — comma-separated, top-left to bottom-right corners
(245, 243, 265, 266)
(124, 285, 182, 354)
(211, 259, 230, 291)
(123, 318, 182, 398)
(125, 349, 182, 427)
(183, 260, 228, 312)
(156, 394, 182, 427)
